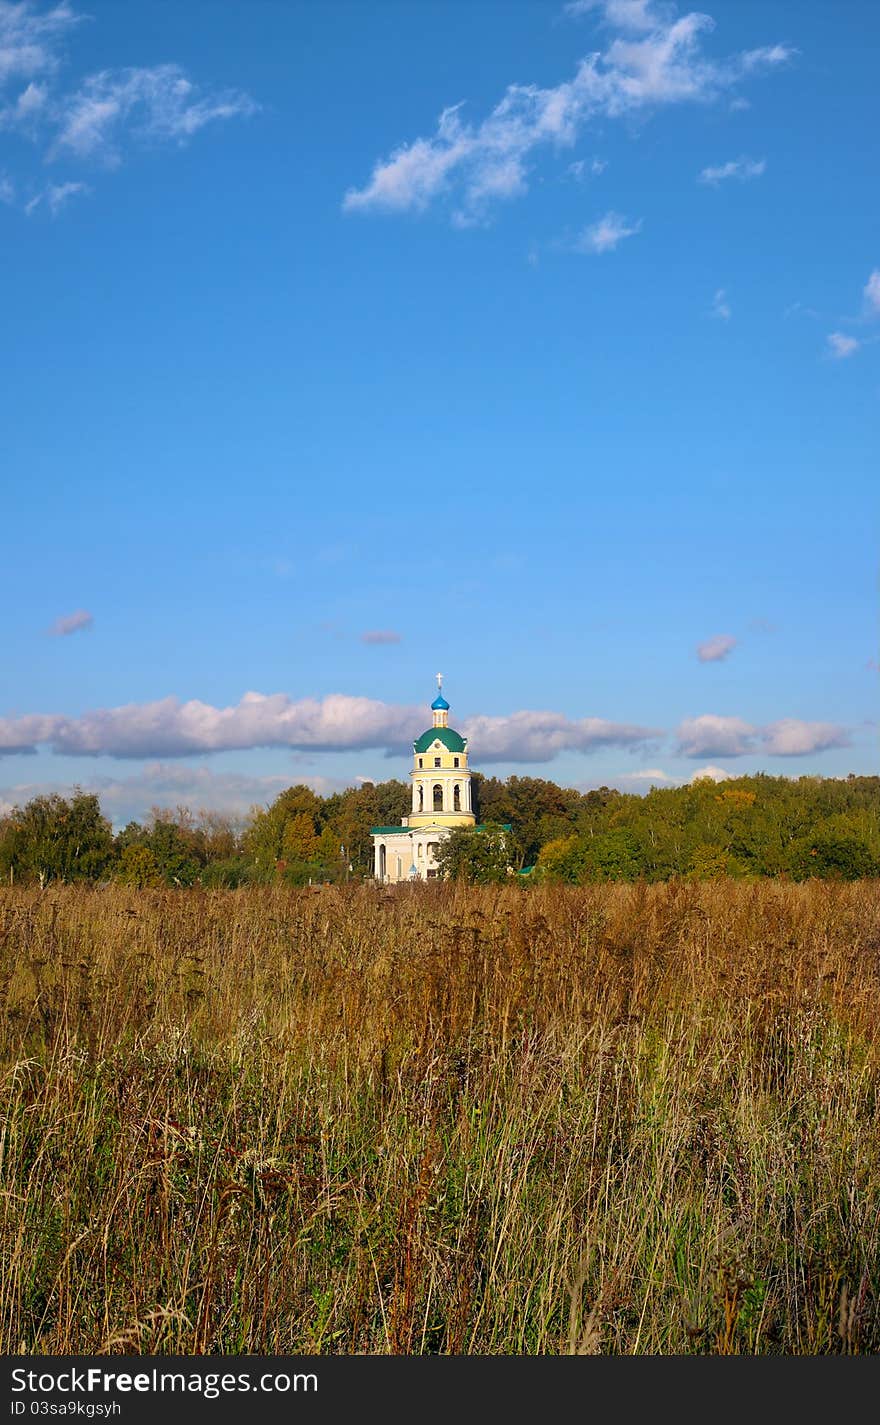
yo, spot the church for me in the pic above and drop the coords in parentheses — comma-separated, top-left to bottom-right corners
(371, 677, 477, 882)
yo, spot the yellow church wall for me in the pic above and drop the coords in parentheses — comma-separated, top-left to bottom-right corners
(413, 752, 468, 770)
(406, 812, 476, 829)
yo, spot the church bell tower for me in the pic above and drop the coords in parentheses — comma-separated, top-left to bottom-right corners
(406, 675, 476, 828)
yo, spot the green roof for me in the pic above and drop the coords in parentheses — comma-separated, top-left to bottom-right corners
(370, 825, 410, 835)
(413, 726, 467, 754)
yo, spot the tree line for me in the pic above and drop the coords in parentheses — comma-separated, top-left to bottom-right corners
(0, 771, 877, 887)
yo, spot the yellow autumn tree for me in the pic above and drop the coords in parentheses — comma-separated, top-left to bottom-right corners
(282, 812, 318, 863)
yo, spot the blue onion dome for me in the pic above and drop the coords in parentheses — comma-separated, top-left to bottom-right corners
(431, 692, 450, 711)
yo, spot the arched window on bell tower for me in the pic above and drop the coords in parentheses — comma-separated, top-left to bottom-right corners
(418, 785, 424, 812)
(453, 784, 461, 811)
(433, 783, 443, 812)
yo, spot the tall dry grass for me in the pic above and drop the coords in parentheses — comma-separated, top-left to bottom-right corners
(1, 878, 879, 1354)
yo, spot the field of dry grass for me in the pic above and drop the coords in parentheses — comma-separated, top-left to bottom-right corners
(2, 879, 880, 1354)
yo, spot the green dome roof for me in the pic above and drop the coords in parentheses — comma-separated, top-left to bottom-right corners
(414, 726, 467, 754)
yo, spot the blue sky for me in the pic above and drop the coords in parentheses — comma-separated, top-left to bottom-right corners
(1, 0, 877, 824)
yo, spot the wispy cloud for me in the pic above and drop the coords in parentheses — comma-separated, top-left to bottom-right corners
(344, 5, 793, 225)
(24, 178, 88, 214)
(0, 3, 257, 212)
(827, 331, 860, 359)
(696, 633, 737, 662)
(567, 155, 607, 180)
(698, 155, 766, 185)
(677, 714, 849, 758)
(573, 209, 642, 253)
(360, 629, 402, 645)
(50, 63, 258, 165)
(0, 0, 80, 89)
(47, 607, 93, 637)
(738, 45, 794, 73)
(784, 300, 818, 320)
(710, 287, 731, 319)
(821, 268, 880, 360)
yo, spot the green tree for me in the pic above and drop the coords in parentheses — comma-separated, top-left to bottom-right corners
(243, 784, 332, 878)
(433, 823, 511, 884)
(579, 827, 645, 882)
(145, 817, 203, 886)
(200, 857, 253, 888)
(0, 792, 113, 886)
(316, 824, 342, 864)
(116, 843, 162, 888)
(536, 835, 585, 883)
(788, 835, 879, 881)
(687, 844, 735, 880)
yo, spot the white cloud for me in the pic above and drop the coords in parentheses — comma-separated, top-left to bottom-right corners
(573, 209, 642, 253)
(710, 287, 731, 320)
(864, 269, 880, 316)
(51, 63, 257, 164)
(0, 691, 849, 770)
(761, 719, 850, 757)
(827, 331, 860, 359)
(47, 607, 93, 636)
(0, 170, 13, 202)
(459, 710, 658, 762)
(344, 8, 794, 224)
(616, 766, 678, 786)
(677, 714, 754, 757)
(0, 691, 658, 763)
(360, 629, 402, 645)
(696, 632, 737, 662)
(565, 0, 668, 30)
(0, 693, 418, 759)
(677, 714, 850, 759)
(690, 764, 732, 782)
(698, 154, 766, 185)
